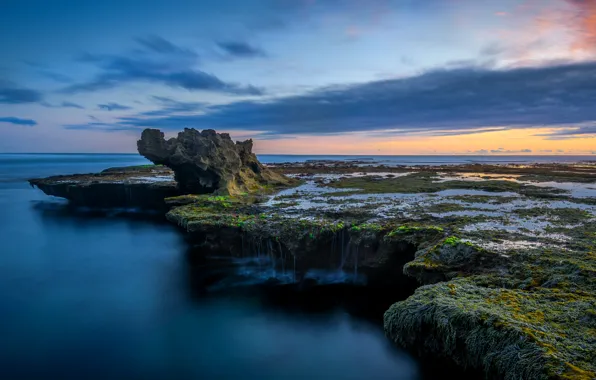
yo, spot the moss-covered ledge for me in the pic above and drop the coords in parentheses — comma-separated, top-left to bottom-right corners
(384, 280, 596, 380)
(165, 194, 448, 276)
(384, 244, 596, 380)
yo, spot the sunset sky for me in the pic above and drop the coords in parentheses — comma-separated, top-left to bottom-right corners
(1, 0, 596, 154)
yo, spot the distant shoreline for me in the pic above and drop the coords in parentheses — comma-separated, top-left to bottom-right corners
(1, 153, 594, 166)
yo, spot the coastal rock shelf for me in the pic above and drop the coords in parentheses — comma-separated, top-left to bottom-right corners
(162, 162, 595, 380)
(28, 131, 596, 380)
(29, 165, 181, 210)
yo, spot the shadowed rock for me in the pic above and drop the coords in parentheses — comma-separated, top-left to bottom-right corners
(28, 165, 180, 210)
(137, 128, 293, 195)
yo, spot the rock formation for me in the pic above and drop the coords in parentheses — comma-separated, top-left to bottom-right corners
(137, 128, 293, 195)
(29, 165, 180, 210)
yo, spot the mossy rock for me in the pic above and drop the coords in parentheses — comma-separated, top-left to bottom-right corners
(384, 279, 596, 380)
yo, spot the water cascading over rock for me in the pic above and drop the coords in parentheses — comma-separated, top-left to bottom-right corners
(137, 128, 292, 195)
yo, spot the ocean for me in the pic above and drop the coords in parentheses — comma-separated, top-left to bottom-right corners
(0, 153, 421, 380)
(258, 154, 595, 165)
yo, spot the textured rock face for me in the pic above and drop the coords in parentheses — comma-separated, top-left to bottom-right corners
(29, 165, 180, 209)
(137, 128, 289, 194)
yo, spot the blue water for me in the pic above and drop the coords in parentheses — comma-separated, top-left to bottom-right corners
(0, 154, 422, 380)
(258, 154, 595, 165)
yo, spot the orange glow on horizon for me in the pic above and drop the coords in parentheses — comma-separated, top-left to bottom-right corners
(249, 128, 596, 155)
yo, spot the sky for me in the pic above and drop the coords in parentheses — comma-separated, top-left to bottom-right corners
(1, 0, 596, 155)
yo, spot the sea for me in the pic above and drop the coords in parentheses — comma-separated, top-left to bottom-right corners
(0, 153, 591, 380)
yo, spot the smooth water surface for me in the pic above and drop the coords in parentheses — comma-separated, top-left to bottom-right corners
(0, 154, 422, 380)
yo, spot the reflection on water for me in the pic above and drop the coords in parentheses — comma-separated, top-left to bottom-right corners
(1, 197, 420, 380)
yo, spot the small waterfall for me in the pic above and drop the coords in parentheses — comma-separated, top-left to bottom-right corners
(277, 240, 284, 275)
(340, 230, 345, 269)
(354, 243, 359, 281)
(340, 231, 351, 271)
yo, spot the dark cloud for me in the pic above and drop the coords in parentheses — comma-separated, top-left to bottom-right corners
(98, 102, 132, 111)
(534, 124, 596, 139)
(61, 37, 263, 96)
(0, 116, 37, 126)
(217, 41, 267, 58)
(138, 96, 206, 116)
(39, 71, 73, 83)
(41, 101, 85, 109)
(74, 61, 596, 138)
(135, 35, 198, 58)
(23, 61, 73, 83)
(422, 127, 508, 137)
(0, 81, 43, 104)
(63, 122, 137, 132)
(62, 101, 84, 109)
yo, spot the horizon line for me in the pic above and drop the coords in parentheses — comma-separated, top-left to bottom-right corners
(1, 152, 595, 157)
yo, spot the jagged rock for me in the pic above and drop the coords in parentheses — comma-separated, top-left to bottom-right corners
(137, 128, 293, 194)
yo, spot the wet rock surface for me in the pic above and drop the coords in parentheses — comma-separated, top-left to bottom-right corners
(137, 128, 293, 194)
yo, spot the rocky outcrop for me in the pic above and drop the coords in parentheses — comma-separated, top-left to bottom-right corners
(137, 128, 293, 195)
(384, 238, 596, 380)
(29, 165, 181, 210)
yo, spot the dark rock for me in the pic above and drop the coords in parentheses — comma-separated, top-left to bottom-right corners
(137, 128, 293, 194)
(29, 165, 181, 210)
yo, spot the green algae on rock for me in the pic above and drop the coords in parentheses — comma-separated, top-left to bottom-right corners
(385, 239, 596, 380)
(384, 278, 596, 380)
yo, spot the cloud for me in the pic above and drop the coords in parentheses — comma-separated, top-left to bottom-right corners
(61, 37, 263, 96)
(0, 81, 43, 104)
(41, 101, 85, 109)
(63, 122, 138, 133)
(62, 101, 84, 109)
(98, 102, 132, 111)
(534, 123, 596, 139)
(471, 149, 490, 155)
(39, 71, 73, 83)
(565, 0, 596, 52)
(135, 35, 198, 57)
(73, 61, 596, 138)
(23, 61, 73, 83)
(490, 148, 532, 154)
(0, 117, 37, 126)
(138, 96, 206, 116)
(216, 41, 267, 58)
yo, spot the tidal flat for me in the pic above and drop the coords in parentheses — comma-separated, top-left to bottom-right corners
(31, 160, 596, 380)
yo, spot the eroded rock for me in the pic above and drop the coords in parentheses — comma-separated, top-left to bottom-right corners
(29, 165, 180, 209)
(137, 128, 293, 194)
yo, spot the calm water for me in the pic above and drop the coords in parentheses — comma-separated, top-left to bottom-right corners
(0, 154, 423, 380)
(258, 154, 595, 165)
